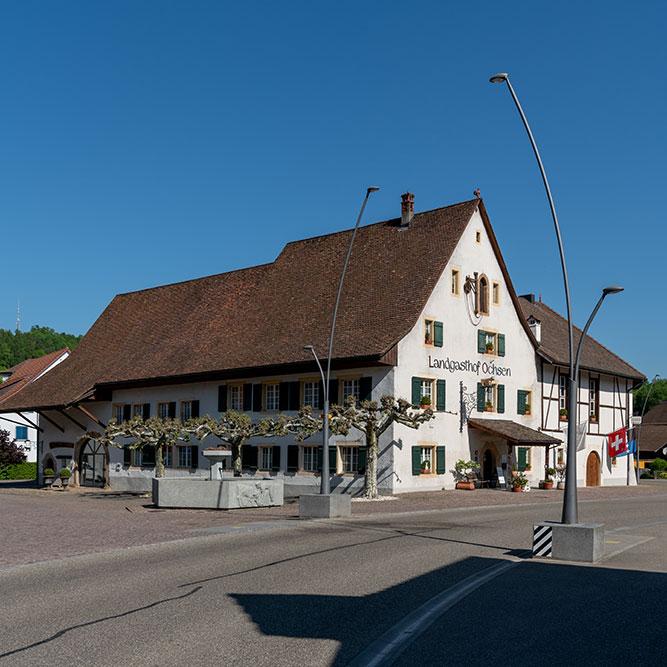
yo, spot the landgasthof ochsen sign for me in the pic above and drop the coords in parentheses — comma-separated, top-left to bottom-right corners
(428, 355, 512, 377)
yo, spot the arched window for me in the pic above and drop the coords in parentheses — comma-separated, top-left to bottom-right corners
(478, 275, 489, 315)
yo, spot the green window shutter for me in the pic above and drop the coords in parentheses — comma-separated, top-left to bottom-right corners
(218, 385, 227, 412)
(287, 445, 299, 472)
(329, 446, 337, 474)
(477, 383, 485, 412)
(412, 446, 422, 476)
(433, 321, 444, 347)
(272, 446, 281, 472)
(168, 402, 176, 419)
(436, 446, 446, 474)
(190, 445, 199, 468)
(252, 384, 262, 412)
(497, 384, 505, 414)
(518, 447, 527, 471)
(497, 333, 506, 357)
(122, 404, 131, 422)
(360, 377, 372, 403)
(288, 382, 301, 411)
(123, 448, 132, 466)
(436, 379, 446, 411)
(412, 377, 421, 406)
(243, 384, 253, 412)
(328, 379, 338, 405)
(191, 400, 200, 419)
(517, 390, 526, 415)
(358, 446, 367, 474)
(142, 403, 150, 419)
(478, 330, 486, 353)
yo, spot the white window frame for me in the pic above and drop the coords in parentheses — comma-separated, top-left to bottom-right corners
(229, 385, 243, 411)
(340, 445, 359, 474)
(341, 378, 361, 404)
(303, 381, 320, 409)
(177, 445, 192, 468)
(180, 400, 193, 422)
(258, 445, 274, 472)
(451, 268, 461, 296)
(301, 445, 318, 472)
(158, 402, 170, 420)
(265, 384, 280, 412)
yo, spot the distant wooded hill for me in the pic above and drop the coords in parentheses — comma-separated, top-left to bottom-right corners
(0, 326, 82, 370)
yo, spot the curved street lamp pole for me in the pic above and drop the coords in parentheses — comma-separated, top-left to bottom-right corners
(490, 73, 623, 524)
(305, 186, 379, 494)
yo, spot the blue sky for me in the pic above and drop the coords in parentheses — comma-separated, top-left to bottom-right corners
(1, 0, 664, 379)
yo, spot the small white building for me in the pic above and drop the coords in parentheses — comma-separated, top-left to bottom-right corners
(0, 349, 70, 463)
(0, 195, 643, 492)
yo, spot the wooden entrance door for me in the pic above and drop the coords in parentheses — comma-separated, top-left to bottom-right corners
(586, 451, 600, 487)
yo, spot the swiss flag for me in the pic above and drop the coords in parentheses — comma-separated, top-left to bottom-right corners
(608, 427, 628, 458)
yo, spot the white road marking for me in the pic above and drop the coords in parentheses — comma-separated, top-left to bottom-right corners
(347, 557, 523, 667)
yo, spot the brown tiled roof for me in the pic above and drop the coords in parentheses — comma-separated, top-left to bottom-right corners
(0, 349, 69, 406)
(636, 424, 667, 454)
(518, 297, 644, 381)
(1, 199, 487, 412)
(643, 401, 667, 424)
(468, 418, 561, 445)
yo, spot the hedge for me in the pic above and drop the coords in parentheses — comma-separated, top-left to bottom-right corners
(0, 462, 37, 480)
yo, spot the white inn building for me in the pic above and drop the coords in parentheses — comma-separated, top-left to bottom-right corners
(0, 195, 644, 493)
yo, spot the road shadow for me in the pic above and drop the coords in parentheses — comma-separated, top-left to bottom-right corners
(0, 479, 38, 490)
(230, 557, 667, 666)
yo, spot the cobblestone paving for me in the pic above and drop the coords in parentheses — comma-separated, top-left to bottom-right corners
(1, 481, 664, 568)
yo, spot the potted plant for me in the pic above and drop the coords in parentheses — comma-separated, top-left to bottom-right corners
(425, 332, 432, 345)
(541, 467, 556, 490)
(485, 400, 493, 412)
(559, 408, 567, 421)
(512, 472, 528, 492)
(525, 463, 532, 472)
(454, 459, 479, 490)
(485, 342, 494, 353)
(43, 467, 55, 487)
(421, 460, 431, 474)
(420, 396, 432, 408)
(555, 463, 566, 490)
(524, 403, 531, 416)
(590, 413, 597, 423)
(59, 468, 71, 488)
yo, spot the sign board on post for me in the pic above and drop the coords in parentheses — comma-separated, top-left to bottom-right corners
(496, 466, 506, 489)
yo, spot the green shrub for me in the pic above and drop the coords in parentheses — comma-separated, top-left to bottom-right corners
(648, 458, 667, 472)
(59, 468, 71, 478)
(659, 472, 667, 480)
(0, 462, 37, 480)
(43, 467, 55, 476)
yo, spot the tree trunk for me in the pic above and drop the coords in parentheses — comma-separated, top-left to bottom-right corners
(155, 444, 165, 478)
(363, 428, 379, 499)
(232, 441, 243, 477)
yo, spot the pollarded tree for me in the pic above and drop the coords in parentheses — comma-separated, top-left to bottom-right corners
(102, 415, 185, 478)
(185, 407, 321, 477)
(330, 395, 435, 499)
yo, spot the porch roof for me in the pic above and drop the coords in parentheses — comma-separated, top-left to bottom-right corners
(467, 419, 561, 446)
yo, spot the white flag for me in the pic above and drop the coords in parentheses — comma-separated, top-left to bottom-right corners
(576, 421, 588, 452)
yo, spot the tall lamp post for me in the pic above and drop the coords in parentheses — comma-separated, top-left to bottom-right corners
(490, 72, 623, 524)
(305, 186, 379, 495)
(635, 374, 661, 482)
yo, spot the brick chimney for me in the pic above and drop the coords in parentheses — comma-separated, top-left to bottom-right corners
(400, 192, 414, 228)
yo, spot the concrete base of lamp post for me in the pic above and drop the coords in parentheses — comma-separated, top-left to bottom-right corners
(299, 493, 351, 518)
(533, 521, 605, 562)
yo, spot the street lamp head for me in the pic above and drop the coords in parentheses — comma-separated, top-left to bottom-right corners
(367, 186, 380, 194)
(489, 73, 509, 84)
(303, 345, 314, 351)
(602, 286, 624, 296)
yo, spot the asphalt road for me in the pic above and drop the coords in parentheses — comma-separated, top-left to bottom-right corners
(1, 494, 665, 666)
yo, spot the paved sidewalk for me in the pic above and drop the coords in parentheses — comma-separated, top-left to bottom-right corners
(1, 480, 665, 569)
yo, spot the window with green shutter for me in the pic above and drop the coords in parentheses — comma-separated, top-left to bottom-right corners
(411, 446, 422, 476)
(517, 447, 527, 472)
(497, 333, 505, 357)
(436, 379, 446, 411)
(497, 384, 505, 414)
(477, 383, 485, 412)
(433, 321, 444, 347)
(517, 390, 527, 415)
(412, 377, 422, 406)
(478, 330, 487, 354)
(436, 446, 446, 474)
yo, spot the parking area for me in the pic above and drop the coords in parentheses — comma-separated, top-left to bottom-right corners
(2, 480, 665, 568)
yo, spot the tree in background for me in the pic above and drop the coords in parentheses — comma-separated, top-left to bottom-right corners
(633, 378, 667, 415)
(0, 428, 26, 467)
(102, 415, 184, 478)
(0, 325, 82, 370)
(330, 396, 435, 499)
(186, 408, 321, 476)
